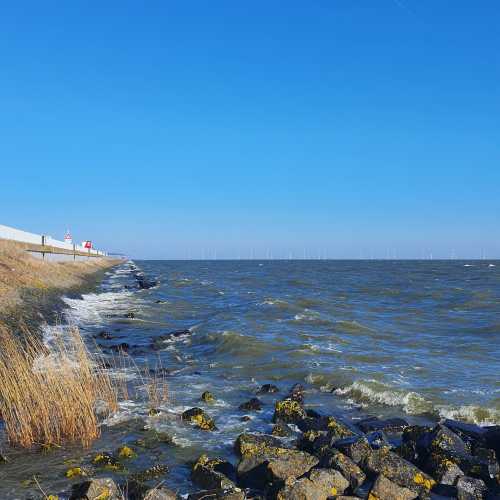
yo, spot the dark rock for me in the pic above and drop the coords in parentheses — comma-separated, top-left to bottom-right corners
(95, 330, 114, 340)
(456, 475, 488, 499)
(368, 474, 418, 500)
(366, 430, 393, 449)
(363, 447, 436, 494)
(288, 383, 305, 403)
(240, 416, 252, 422)
(235, 434, 317, 490)
(91, 452, 123, 470)
(443, 419, 487, 443)
(297, 429, 329, 455)
(256, 384, 279, 395)
(151, 329, 191, 350)
(191, 455, 237, 490)
(272, 399, 307, 424)
(182, 407, 217, 431)
(129, 463, 169, 482)
(276, 468, 349, 499)
(358, 417, 409, 434)
(424, 452, 464, 484)
(188, 488, 245, 500)
(271, 423, 292, 437)
(201, 391, 215, 403)
(110, 342, 130, 352)
(239, 398, 263, 412)
(398, 425, 433, 464)
(125, 312, 135, 318)
(483, 426, 500, 458)
(319, 448, 366, 491)
(419, 424, 499, 483)
(334, 435, 372, 465)
(432, 483, 459, 498)
(70, 478, 120, 499)
(234, 433, 288, 458)
(148, 408, 161, 416)
(297, 414, 355, 439)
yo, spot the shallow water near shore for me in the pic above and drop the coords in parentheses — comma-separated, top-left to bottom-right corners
(1, 259, 499, 497)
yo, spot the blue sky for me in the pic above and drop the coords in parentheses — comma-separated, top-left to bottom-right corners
(1, 1, 499, 259)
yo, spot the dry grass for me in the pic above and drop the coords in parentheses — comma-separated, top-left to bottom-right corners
(0, 239, 119, 310)
(0, 323, 118, 448)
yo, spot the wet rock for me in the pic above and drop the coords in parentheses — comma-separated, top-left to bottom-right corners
(298, 414, 355, 439)
(432, 483, 459, 498)
(129, 463, 169, 482)
(334, 435, 372, 465)
(271, 423, 292, 437)
(319, 449, 366, 491)
(358, 417, 409, 434)
(443, 419, 487, 443)
(288, 383, 306, 403)
(234, 433, 288, 458)
(363, 447, 436, 494)
(125, 312, 135, 318)
(237, 447, 318, 490)
(366, 430, 392, 450)
(256, 384, 279, 395)
(239, 398, 263, 412)
(398, 425, 433, 464)
(368, 474, 418, 500)
(188, 488, 245, 500)
(276, 468, 349, 499)
(424, 452, 464, 484)
(202, 391, 215, 403)
(483, 426, 500, 458)
(456, 476, 488, 499)
(109, 342, 130, 352)
(182, 407, 217, 431)
(117, 445, 136, 459)
(192, 455, 237, 490)
(133, 429, 174, 449)
(148, 408, 161, 416)
(151, 329, 191, 350)
(91, 452, 123, 471)
(95, 330, 114, 340)
(240, 416, 252, 422)
(70, 477, 120, 499)
(419, 424, 499, 483)
(272, 399, 307, 424)
(298, 429, 329, 455)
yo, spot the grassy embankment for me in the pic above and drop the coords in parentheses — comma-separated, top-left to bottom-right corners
(0, 240, 167, 449)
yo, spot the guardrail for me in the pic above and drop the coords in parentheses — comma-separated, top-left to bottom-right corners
(0, 223, 107, 258)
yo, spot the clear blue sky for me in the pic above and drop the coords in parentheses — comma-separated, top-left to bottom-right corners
(1, 1, 499, 259)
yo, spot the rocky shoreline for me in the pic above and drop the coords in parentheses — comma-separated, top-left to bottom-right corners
(57, 381, 500, 499)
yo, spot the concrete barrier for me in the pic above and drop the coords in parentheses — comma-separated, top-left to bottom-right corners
(0, 223, 107, 258)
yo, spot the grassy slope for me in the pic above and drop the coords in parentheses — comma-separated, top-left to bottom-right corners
(0, 239, 120, 317)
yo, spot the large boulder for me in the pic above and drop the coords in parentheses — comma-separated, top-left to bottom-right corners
(298, 415, 355, 439)
(319, 449, 366, 491)
(456, 475, 488, 500)
(237, 448, 318, 490)
(358, 417, 409, 434)
(333, 436, 372, 465)
(70, 478, 121, 500)
(363, 447, 436, 494)
(276, 468, 349, 499)
(368, 474, 418, 500)
(192, 455, 236, 490)
(234, 433, 289, 458)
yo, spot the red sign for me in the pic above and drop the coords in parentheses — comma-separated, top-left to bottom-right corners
(84, 241, 92, 249)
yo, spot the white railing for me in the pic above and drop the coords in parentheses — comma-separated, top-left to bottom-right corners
(0, 224, 107, 256)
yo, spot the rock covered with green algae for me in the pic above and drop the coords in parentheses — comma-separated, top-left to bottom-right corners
(201, 391, 215, 403)
(191, 454, 237, 490)
(182, 407, 217, 431)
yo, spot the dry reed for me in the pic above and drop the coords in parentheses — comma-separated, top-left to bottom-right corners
(0, 324, 118, 448)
